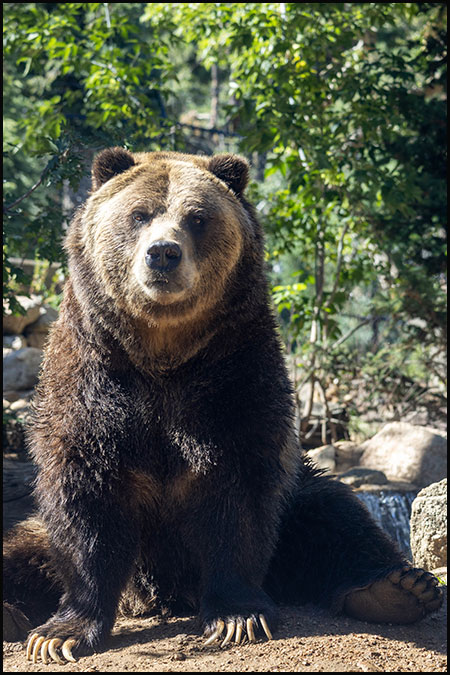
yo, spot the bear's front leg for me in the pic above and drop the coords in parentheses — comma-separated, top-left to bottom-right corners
(185, 476, 281, 646)
(25, 492, 139, 664)
(201, 574, 276, 646)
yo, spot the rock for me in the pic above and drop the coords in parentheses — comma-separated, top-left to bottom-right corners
(338, 468, 388, 488)
(25, 304, 58, 349)
(3, 389, 34, 403)
(307, 444, 336, 473)
(3, 602, 32, 641)
(3, 295, 41, 335)
(2, 347, 43, 391)
(2, 419, 27, 457)
(9, 398, 31, 413)
(8, 398, 32, 425)
(359, 422, 447, 488)
(334, 440, 364, 472)
(3, 335, 28, 350)
(410, 478, 447, 571)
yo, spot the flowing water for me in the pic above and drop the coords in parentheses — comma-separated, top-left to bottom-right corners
(356, 490, 417, 559)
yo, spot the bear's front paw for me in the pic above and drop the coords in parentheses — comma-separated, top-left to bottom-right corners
(25, 615, 105, 664)
(27, 632, 78, 664)
(204, 612, 273, 646)
(201, 578, 277, 647)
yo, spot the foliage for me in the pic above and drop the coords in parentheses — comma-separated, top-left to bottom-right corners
(3, 2, 447, 440)
(143, 2, 446, 438)
(3, 2, 178, 308)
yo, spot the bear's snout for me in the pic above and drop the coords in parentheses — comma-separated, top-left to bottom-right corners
(145, 241, 182, 272)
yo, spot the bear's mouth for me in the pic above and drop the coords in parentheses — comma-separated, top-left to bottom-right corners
(150, 274, 170, 286)
(138, 271, 189, 304)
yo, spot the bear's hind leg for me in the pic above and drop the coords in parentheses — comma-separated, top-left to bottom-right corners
(265, 464, 443, 624)
(3, 517, 62, 636)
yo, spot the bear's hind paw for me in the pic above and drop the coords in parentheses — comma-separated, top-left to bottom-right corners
(204, 613, 273, 647)
(27, 633, 78, 664)
(343, 565, 444, 624)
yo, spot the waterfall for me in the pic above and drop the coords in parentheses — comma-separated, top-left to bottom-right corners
(356, 490, 417, 559)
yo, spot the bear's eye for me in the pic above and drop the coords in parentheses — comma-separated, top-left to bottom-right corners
(187, 214, 206, 232)
(131, 210, 150, 225)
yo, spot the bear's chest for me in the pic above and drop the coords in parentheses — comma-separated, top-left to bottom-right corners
(121, 370, 224, 479)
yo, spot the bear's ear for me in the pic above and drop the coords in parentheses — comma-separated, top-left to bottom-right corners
(208, 154, 249, 196)
(91, 147, 135, 191)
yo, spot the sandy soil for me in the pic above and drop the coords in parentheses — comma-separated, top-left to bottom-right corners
(3, 591, 447, 673)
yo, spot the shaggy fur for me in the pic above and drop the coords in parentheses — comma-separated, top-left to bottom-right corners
(3, 149, 442, 658)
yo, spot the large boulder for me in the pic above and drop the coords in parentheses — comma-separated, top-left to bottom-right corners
(3, 295, 41, 335)
(338, 467, 388, 488)
(307, 444, 336, 473)
(3, 347, 43, 392)
(25, 304, 58, 349)
(359, 422, 447, 488)
(410, 478, 447, 571)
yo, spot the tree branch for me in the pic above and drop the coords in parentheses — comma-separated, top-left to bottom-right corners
(3, 168, 48, 213)
(330, 318, 370, 350)
(324, 221, 349, 309)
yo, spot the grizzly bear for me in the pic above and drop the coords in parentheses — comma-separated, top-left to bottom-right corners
(3, 148, 442, 664)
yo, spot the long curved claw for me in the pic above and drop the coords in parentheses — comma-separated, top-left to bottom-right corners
(48, 638, 64, 664)
(62, 638, 78, 663)
(32, 635, 45, 663)
(41, 639, 50, 665)
(259, 613, 273, 640)
(235, 621, 243, 644)
(246, 617, 256, 642)
(204, 619, 225, 646)
(26, 633, 40, 661)
(221, 621, 235, 647)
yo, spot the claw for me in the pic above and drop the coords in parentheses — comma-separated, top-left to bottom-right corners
(259, 613, 273, 640)
(221, 621, 235, 647)
(62, 638, 78, 663)
(48, 638, 64, 664)
(235, 621, 243, 644)
(204, 619, 225, 646)
(246, 617, 256, 642)
(26, 633, 39, 661)
(41, 639, 50, 665)
(32, 635, 45, 663)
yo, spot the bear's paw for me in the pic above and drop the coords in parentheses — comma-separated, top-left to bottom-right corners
(204, 613, 273, 647)
(27, 633, 77, 664)
(343, 565, 443, 624)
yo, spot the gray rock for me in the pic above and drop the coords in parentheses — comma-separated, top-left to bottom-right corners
(334, 440, 364, 472)
(3, 335, 28, 350)
(338, 467, 388, 488)
(3, 295, 41, 335)
(3, 348, 43, 391)
(307, 444, 336, 473)
(410, 478, 447, 571)
(3, 389, 35, 403)
(359, 422, 447, 488)
(25, 304, 59, 349)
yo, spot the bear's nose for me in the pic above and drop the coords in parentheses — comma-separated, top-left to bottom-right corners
(145, 241, 182, 272)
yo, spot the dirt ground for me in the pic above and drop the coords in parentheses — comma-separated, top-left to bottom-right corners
(3, 592, 447, 673)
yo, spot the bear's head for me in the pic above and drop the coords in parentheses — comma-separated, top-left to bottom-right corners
(66, 148, 262, 332)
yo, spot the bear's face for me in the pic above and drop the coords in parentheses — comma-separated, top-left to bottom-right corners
(71, 149, 254, 326)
